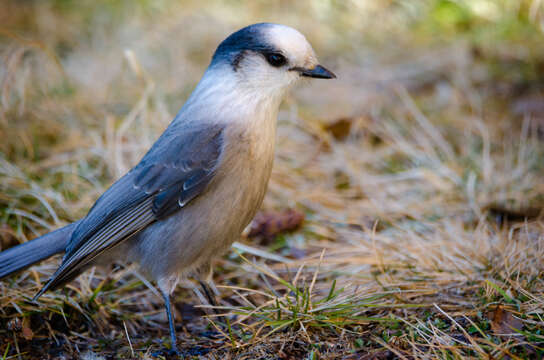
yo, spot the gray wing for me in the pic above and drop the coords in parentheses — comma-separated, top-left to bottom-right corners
(34, 123, 224, 298)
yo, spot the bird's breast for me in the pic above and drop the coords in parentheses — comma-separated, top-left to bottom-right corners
(130, 111, 278, 282)
(219, 116, 277, 212)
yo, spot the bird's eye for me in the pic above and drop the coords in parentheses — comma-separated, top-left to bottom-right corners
(264, 52, 287, 67)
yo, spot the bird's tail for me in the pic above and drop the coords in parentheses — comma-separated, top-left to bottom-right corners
(0, 221, 79, 280)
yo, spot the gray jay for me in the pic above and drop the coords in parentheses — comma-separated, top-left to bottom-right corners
(0, 23, 335, 354)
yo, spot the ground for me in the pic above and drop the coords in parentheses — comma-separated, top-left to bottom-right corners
(0, 1, 543, 359)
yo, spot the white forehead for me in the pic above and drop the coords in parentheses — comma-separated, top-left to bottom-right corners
(264, 25, 316, 64)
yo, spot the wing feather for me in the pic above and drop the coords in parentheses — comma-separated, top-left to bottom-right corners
(34, 124, 224, 298)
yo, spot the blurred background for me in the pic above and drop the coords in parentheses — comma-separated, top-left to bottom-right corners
(1, 1, 544, 359)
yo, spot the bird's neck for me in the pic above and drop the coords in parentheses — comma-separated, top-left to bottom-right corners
(180, 67, 286, 127)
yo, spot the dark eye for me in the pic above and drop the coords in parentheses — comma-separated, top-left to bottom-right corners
(264, 52, 287, 67)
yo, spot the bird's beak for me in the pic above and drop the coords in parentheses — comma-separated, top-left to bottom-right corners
(291, 65, 336, 79)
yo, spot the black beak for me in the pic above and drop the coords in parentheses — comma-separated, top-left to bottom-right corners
(291, 64, 336, 79)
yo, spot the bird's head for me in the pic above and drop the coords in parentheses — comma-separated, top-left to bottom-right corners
(209, 23, 335, 98)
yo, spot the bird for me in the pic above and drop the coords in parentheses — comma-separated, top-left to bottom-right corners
(0, 22, 335, 354)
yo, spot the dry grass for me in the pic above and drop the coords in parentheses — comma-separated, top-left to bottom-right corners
(1, 1, 544, 359)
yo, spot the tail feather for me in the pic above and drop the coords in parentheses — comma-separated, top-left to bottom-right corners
(0, 221, 79, 280)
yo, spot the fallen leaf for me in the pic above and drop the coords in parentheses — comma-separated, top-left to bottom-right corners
(487, 305, 523, 336)
(324, 117, 353, 140)
(22, 317, 33, 340)
(248, 209, 305, 244)
(484, 203, 542, 224)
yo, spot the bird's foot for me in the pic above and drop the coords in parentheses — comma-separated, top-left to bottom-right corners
(167, 347, 182, 358)
(151, 346, 182, 359)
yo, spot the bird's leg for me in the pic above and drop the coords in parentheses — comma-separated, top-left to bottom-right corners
(199, 280, 218, 308)
(199, 280, 227, 327)
(161, 290, 180, 355)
